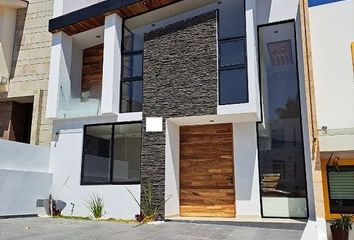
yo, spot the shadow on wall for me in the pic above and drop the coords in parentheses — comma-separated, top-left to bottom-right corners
(235, 124, 258, 201)
(10, 7, 27, 79)
(36, 198, 67, 216)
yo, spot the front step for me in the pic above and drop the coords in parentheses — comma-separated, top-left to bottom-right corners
(166, 217, 307, 230)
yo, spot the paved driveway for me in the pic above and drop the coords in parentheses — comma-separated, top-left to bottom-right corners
(0, 217, 304, 240)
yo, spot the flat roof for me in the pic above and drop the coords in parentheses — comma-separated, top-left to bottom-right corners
(49, 0, 181, 35)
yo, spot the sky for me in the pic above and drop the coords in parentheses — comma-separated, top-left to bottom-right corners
(308, 0, 343, 7)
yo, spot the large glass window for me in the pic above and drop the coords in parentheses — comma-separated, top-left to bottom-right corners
(257, 21, 308, 218)
(327, 166, 354, 214)
(81, 122, 142, 185)
(218, 0, 248, 105)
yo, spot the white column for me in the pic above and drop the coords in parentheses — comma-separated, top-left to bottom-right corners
(46, 32, 73, 119)
(245, 0, 261, 120)
(101, 13, 123, 115)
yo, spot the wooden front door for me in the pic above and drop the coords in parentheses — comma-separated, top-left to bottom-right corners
(180, 123, 235, 218)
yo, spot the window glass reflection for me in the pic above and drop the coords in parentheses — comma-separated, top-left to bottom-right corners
(219, 68, 247, 105)
(257, 21, 308, 218)
(220, 40, 245, 67)
(82, 125, 112, 183)
(81, 123, 142, 185)
(113, 123, 142, 182)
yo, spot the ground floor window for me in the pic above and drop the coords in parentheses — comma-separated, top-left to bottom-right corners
(327, 166, 354, 214)
(81, 122, 142, 185)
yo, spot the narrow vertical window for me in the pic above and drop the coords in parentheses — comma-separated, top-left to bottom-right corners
(218, 0, 248, 105)
(257, 21, 308, 218)
(120, 27, 143, 113)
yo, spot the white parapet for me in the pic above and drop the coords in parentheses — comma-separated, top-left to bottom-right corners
(0, 140, 52, 216)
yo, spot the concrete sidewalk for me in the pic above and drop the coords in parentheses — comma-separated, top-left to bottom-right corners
(0, 217, 304, 240)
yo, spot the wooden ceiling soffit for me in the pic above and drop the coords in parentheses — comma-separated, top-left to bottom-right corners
(49, 0, 182, 36)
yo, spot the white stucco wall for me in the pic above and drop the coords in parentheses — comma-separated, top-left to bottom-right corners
(310, 0, 354, 151)
(0, 170, 52, 216)
(0, 140, 52, 216)
(233, 122, 261, 217)
(165, 121, 180, 217)
(310, 2, 354, 239)
(101, 14, 122, 115)
(0, 140, 50, 172)
(49, 117, 140, 219)
(53, 0, 105, 17)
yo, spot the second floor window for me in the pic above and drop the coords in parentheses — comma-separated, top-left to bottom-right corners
(218, 0, 248, 105)
(121, 27, 143, 113)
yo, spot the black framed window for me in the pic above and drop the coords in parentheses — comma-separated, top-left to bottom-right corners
(120, 26, 143, 113)
(257, 21, 308, 218)
(327, 166, 354, 214)
(81, 122, 142, 185)
(218, 0, 248, 105)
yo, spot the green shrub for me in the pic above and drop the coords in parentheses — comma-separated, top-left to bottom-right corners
(86, 194, 105, 219)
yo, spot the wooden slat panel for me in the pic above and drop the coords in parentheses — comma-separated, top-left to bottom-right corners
(180, 123, 235, 218)
(81, 44, 103, 99)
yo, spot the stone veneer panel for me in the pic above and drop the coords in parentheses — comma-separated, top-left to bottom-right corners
(141, 11, 218, 216)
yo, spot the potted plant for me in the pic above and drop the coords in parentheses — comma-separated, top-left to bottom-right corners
(331, 214, 353, 240)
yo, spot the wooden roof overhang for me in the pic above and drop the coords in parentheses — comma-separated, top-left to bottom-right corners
(49, 0, 182, 36)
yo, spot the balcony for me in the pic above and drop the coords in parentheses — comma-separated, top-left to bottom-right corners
(52, 27, 105, 119)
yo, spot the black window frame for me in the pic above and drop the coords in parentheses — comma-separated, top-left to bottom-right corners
(327, 166, 354, 214)
(217, 1, 249, 106)
(120, 24, 144, 113)
(256, 19, 309, 219)
(80, 121, 142, 185)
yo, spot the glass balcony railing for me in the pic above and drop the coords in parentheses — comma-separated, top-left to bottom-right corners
(58, 80, 101, 119)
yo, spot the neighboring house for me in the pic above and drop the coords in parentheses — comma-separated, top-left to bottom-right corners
(0, 0, 53, 146)
(0, 0, 54, 217)
(309, 0, 354, 238)
(47, 0, 320, 225)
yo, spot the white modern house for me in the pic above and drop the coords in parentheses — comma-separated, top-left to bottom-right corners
(0, 0, 353, 239)
(46, 0, 318, 225)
